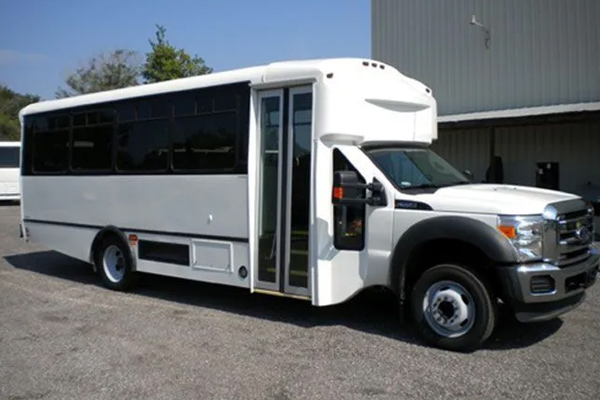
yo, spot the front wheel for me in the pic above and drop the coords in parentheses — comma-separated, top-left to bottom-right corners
(410, 264, 496, 352)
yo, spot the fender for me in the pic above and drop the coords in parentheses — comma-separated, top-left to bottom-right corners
(89, 225, 137, 272)
(390, 215, 518, 303)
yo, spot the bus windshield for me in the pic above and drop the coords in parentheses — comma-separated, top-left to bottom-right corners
(366, 146, 469, 190)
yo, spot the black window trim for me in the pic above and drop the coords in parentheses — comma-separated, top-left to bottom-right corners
(22, 81, 251, 177)
(171, 110, 240, 173)
(69, 107, 116, 174)
(115, 118, 171, 174)
(31, 112, 71, 175)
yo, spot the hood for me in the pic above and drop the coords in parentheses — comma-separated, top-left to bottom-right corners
(414, 184, 580, 215)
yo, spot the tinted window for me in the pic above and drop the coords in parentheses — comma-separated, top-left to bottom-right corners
(172, 113, 236, 170)
(173, 95, 196, 116)
(116, 103, 136, 122)
(33, 129, 69, 172)
(138, 99, 170, 120)
(333, 149, 365, 251)
(98, 109, 114, 124)
(73, 112, 87, 126)
(21, 81, 250, 176)
(197, 95, 212, 114)
(0, 147, 20, 168)
(214, 91, 237, 111)
(72, 126, 113, 170)
(48, 115, 69, 130)
(117, 120, 168, 171)
(87, 111, 99, 125)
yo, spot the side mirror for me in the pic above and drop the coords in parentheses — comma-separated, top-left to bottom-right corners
(332, 170, 386, 206)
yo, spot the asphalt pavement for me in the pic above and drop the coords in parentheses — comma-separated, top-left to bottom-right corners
(1, 203, 599, 399)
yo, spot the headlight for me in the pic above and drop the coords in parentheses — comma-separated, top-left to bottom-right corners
(497, 215, 545, 262)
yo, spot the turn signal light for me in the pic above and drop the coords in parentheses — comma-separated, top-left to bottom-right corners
(128, 234, 138, 246)
(498, 225, 517, 239)
(333, 187, 343, 200)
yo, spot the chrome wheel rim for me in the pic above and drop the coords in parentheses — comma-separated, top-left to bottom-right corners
(422, 280, 476, 338)
(103, 245, 125, 283)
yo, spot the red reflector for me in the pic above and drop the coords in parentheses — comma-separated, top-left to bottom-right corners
(333, 187, 343, 199)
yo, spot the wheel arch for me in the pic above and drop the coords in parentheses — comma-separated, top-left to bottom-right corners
(389, 216, 518, 303)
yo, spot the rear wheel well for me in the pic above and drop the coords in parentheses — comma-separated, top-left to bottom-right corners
(404, 239, 499, 296)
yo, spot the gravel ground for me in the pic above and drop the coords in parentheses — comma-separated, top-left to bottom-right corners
(1, 203, 599, 400)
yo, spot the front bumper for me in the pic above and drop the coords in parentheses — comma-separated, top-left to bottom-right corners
(497, 249, 599, 322)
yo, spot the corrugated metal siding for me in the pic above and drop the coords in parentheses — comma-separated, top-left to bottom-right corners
(372, 0, 600, 115)
(431, 120, 600, 196)
(494, 120, 600, 195)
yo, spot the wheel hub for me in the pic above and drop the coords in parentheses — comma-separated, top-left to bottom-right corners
(103, 245, 126, 283)
(423, 281, 475, 338)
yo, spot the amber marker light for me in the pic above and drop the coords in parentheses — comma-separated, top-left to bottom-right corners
(498, 225, 517, 239)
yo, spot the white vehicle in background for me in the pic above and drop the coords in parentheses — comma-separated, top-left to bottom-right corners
(0, 141, 21, 201)
(18, 58, 599, 351)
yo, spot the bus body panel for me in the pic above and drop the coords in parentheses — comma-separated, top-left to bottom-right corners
(21, 174, 251, 290)
(312, 143, 397, 306)
(131, 231, 250, 289)
(26, 221, 98, 262)
(21, 175, 248, 239)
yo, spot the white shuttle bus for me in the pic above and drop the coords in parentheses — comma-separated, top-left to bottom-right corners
(0, 141, 21, 201)
(19, 59, 598, 351)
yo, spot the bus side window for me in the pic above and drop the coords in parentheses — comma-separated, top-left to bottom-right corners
(332, 149, 366, 251)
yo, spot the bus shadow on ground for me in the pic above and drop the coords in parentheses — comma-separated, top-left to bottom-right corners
(5, 250, 563, 352)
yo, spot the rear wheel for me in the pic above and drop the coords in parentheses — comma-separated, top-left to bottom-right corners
(95, 236, 137, 291)
(410, 264, 496, 352)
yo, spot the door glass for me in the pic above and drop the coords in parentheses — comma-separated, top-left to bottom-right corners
(258, 96, 280, 284)
(288, 92, 312, 288)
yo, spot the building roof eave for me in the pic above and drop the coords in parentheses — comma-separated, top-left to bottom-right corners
(438, 102, 600, 129)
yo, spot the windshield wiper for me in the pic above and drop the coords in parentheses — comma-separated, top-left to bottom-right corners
(400, 183, 443, 190)
(444, 181, 471, 186)
(401, 181, 470, 190)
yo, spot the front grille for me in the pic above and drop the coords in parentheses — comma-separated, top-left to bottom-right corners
(556, 209, 594, 267)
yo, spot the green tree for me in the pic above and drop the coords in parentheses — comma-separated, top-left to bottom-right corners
(0, 85, 40, 141)
(142, 25, 212, 83)
(56, 49, 141, 98)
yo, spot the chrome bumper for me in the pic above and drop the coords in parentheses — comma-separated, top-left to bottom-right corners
(497, 249, 599, 322)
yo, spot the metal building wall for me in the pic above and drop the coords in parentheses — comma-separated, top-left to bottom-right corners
(372, 0, 600, 116)
(431, 119, 600, 196)
(429, 128, 491, 182)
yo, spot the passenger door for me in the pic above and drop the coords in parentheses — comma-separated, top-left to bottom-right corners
(254, 87, 313, 297)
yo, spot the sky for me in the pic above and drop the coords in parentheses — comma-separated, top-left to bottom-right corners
(0, 0, 371, 100)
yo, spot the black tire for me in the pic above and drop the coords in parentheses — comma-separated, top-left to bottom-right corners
(410, 264, 496, 352)
(95, 235, 137, 291)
